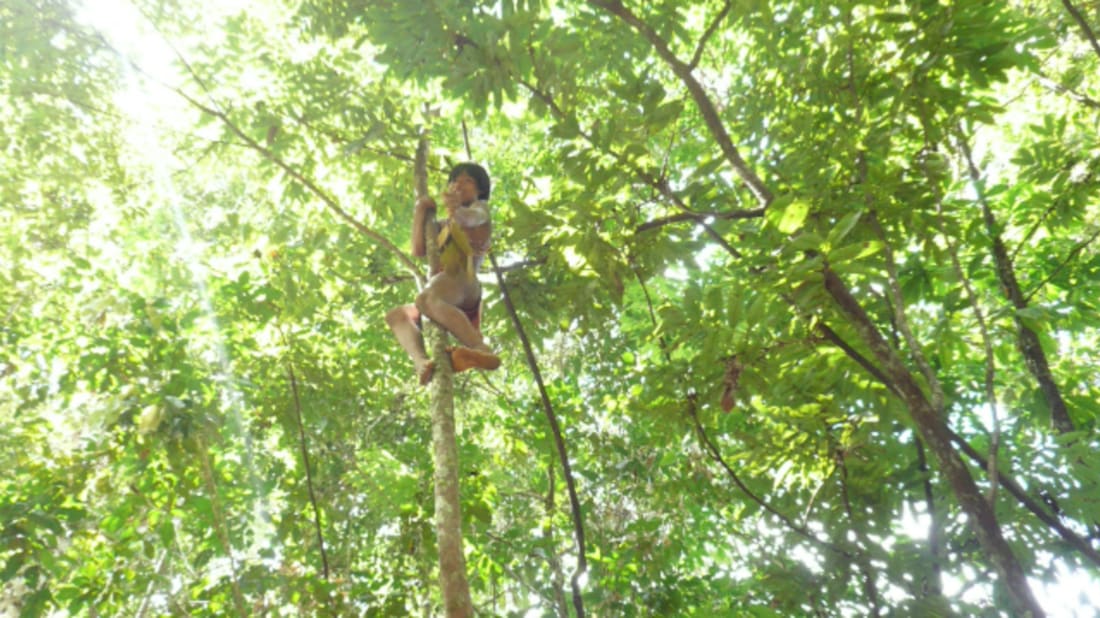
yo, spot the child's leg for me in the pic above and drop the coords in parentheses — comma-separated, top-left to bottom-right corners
(385, 304, 434, 383)
(415, 274, 489, 351)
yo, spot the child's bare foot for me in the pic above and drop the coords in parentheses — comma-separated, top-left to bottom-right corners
(450, 345, 501, 373)
(416, 360, 435, 386)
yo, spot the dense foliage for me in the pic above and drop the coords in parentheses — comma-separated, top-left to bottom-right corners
(3, 0, 1099, 615)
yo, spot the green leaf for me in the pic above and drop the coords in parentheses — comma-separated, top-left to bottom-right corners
(767, 197, 811, 234)
(826, 211, 862, 247)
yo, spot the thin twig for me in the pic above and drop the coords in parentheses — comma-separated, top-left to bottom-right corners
(287, 364, 330, 580)
(867, 212, 945, 413)
(635, 209, 763, 233)
(197, 440, 249, 618)
(935, 201, 1000, 505)
(465, 113, 588, 617)
(1035, 74, 1100, 110)
(914, 438, 944, 596)
(173, 85, 423, 279)
(689, 0, 733, 69)
(685, 397, 852, 557)
(1024, 228, 1100, 302)
(834, 447, 882, 616)
(115, 11, 425, 281)
(519, 78, 761, 257)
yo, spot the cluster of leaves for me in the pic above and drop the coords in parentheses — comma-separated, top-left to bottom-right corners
(3, 0, 1099, 615)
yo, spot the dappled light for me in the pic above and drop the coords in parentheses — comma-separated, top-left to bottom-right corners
(3, 0, 1100, 616)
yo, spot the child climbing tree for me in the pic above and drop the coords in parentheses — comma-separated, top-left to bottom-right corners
(398, 134, 488, 617)
(385, 156, 501, 385)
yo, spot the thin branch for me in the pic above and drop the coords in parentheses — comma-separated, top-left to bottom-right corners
(172, 85, 423, 279)
(1061, 0, 1100, 61)
(958, 130, 1073, 434)
(685, 397, 852, 557)
(1024, 227, 1100, 302)
(914, 438, 944, 597)
(635, 209, 763, 233)
(466, 111, 587, 615)
(867, 212, 945, 412)
(815, 322, 896, 396)
(116, 17, 425, 281)
(519, 79, 761, 256)
(932, 184, 1000, 505)
(632, 269, 851, 557)
(689, 0, 733, 69)
(589, 0, 773, 207)
(489, 252, 588, 618)
(196, 441, 248, 618)
(1035, 74, 1100, 110)
(287, 364, 330, 580)
(544, 463, 570, 618)
(1011, 200, 1060, 265)
(491, 257, 546, 273)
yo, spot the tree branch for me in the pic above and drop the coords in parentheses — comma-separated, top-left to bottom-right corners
(834, 448, 882, 617)
(588, 0, 774, 207)
(913, 438, 944, 597)
(519, 79, 760, 257)
(822, 266, 1045, 617)
(685, 397, 852, 557)
(1024, 227, 1100, 303)
(488, 252, 588, 618)
(287, 364, 330, 580)
(818, 315, 1100, 570)
(173, 86, 423, 279)
(958, 131, 1073, 434)
(689, 0, 733, 69)
(867, 212, 945, 412)
(932, 180, 1001, 505)
(634, 272, 851, 557)
(635, 209, 762, 233)
(1061, 0, 1100, 61)
(1035, 74, 1100, 111)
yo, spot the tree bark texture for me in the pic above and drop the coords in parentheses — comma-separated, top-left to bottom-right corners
(823, 268, 1045, 618)
(416, 134, 474, 617)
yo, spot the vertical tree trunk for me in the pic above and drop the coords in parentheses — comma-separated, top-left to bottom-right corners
(415, 134, 474, 617)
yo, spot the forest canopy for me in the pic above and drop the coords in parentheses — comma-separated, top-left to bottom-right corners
(2, 0, 1100, 616)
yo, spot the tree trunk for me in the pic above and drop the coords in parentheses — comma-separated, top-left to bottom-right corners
(415, 134, 474, 617)
(823, 268, 1045, 617)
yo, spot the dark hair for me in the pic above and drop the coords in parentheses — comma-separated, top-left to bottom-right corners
(449, 162, 491, 200)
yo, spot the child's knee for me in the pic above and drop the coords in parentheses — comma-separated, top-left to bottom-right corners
(386, 305, 413, 327)
(385, 307, 401, 325)
(414, 291, 434, 315)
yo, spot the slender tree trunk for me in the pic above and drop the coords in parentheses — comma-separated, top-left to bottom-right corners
(415, 134, 474, 617)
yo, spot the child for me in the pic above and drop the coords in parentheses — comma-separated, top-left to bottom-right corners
(385, 163, 501, 384)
